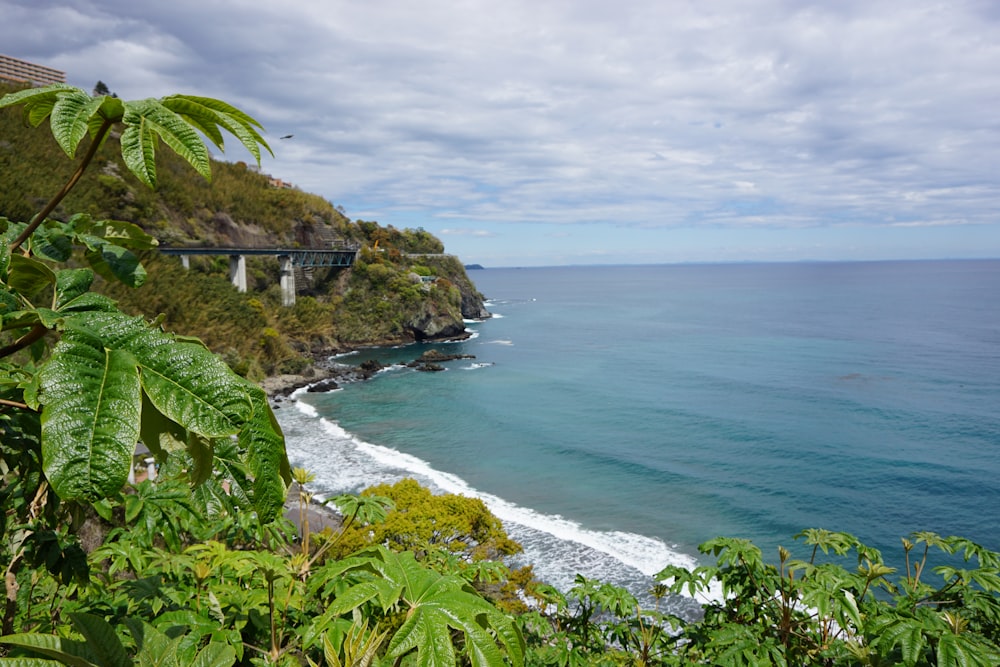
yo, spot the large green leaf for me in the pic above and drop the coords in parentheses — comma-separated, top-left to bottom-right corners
(85, 244, 146, 287)
(161, 95, 272, 163)
(138, 392, 187, 459)
(63, 311, 251, 438)
(55, 269, 95, 308)
(388, 611, 456, 667)
(122, 99, 211, 185)
(50, 91, 104, 158)
(0, 83, 75, 115)
(137, 339, 249, 438)
(237, 384, 289, 521)
(119, 120, 158, 188)
(38, 325, 140, 500)
(32, 224, 74, 262)
(7, 254, 56, 298)
(189, 643, 237, 667)
(0, 631, 99, 667)
(330, 548, 524, 667)
(92, 220, 159, 250)
(69, 613, 129, 667)
(0, 658, 66, 667)
(57, 292, 119, 314)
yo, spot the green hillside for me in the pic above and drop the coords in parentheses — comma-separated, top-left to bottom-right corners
(0, 81, 487, 379)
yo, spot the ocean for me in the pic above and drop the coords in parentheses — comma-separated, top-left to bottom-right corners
(276, 260, 1000, 613)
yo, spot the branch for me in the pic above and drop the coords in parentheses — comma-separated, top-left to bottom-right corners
(10, 118, 114, 253)
(0, 323, 49, 359)
(0, 398, 33, 411)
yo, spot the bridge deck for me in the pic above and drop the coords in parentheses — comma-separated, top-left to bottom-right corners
(159, 246, 358, 267)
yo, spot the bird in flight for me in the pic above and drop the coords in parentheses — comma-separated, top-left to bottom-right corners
(280, 134, 294, 139)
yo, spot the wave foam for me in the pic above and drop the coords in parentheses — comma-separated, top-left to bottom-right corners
(278, 403, 721, 606)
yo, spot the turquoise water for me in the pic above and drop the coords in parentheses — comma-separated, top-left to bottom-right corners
(278, 260, 1000, 608)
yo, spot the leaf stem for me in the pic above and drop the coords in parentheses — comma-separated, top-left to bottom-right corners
(0, 398, 33, 411)
(11, 118, 114, 253)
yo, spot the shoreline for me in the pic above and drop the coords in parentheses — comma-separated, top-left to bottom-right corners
(258, 336, 479, 400)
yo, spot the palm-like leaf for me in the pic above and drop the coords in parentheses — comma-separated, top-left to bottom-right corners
(161, 95, 272, 163)
(326, 547, 524, 667)
(121, 99, 212, 186)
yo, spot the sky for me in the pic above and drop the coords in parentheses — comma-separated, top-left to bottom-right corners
(2, 0, 999, 266)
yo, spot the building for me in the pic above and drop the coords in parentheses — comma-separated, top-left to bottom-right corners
(0, 54, 66, 87)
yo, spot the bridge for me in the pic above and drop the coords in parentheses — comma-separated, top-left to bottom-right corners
(159, 245, 359, 306)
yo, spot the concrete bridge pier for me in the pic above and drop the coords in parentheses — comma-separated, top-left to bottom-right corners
(279, 255, 296, 306)
(229, 254, 247, 292)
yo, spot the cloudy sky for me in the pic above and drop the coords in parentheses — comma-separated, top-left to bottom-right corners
(3, 0, 999, 266)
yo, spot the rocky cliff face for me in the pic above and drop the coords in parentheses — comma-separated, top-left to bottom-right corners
(405, 300, 470, 341)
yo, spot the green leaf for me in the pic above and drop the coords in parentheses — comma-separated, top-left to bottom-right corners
(62, 311, 252, 439)
(0, 234, 9, 277)
(0, 657, 66, 667)
(387, 610, 456, 667)
(122, 99, 211, 184)
(186, 434, 215, 486)
(0, 83, 76, 113)
(38, 325, 140, 500)
(161, 95, 272, 164)
(50, 91, 104, 158)
(139, 392, 187, 458)
(96, 95, 125, 124)
(55, 269, 95, 308)
(92, 220, 159, 250)
(119, 120, 158, 188)
(190, 643, 236, 667)
(32, 224, 74, 262)
(137, 338, 249, 439)
(0, 287, 22, 323)
(85, 244, 146, 287)
(69, 613, 130, 667)
(237, 383, 290, 521)
(0, 631, 98, 667)
(7, 254, 56, 297)
(57, 292, 119, 315)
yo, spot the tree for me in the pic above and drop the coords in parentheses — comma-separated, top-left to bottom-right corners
(0, 83, 289, 633)
(332, 478, 521, 562)
(92, 80, 111, 97)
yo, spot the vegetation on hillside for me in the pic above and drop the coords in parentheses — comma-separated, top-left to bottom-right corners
(0, 81, 485, 379)
(3, 82, 998, 667)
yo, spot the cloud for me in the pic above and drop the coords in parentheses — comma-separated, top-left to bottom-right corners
(2, 0, 998, 263)
(439, 228, 496, 238)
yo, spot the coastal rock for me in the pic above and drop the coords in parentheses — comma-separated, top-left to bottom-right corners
(307, 378, 340, 393)
(359, 359, 384, 375)
(413, 349, 476, 363)
(459, 285, 491, 320)
(414, 362, 445, 372)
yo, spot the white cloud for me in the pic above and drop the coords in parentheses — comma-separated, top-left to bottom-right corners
(2, 0, 998, 263)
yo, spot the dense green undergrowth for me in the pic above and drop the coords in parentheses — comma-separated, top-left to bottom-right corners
(2, 83, 997, 667)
